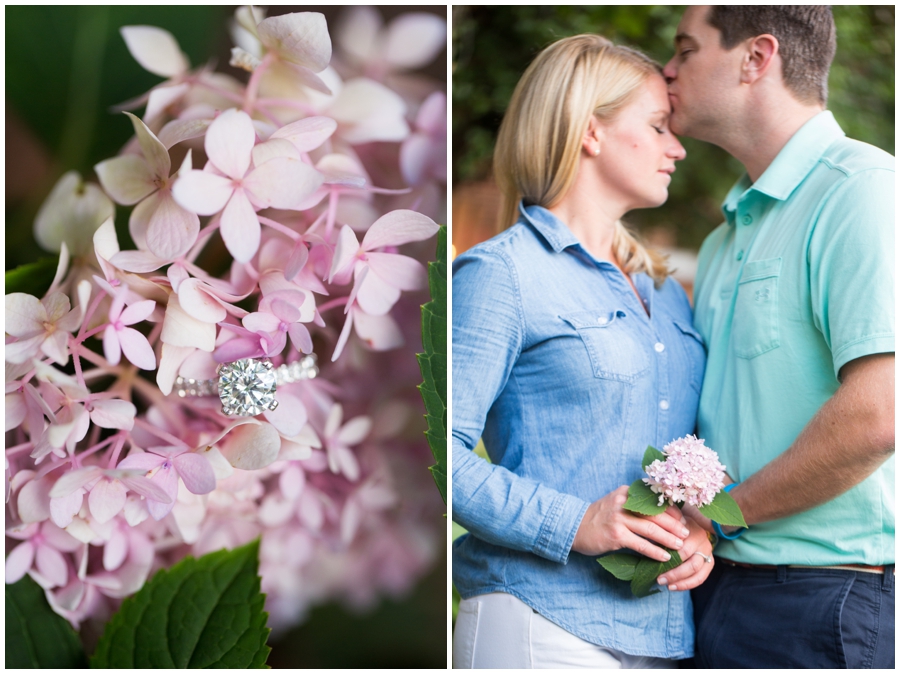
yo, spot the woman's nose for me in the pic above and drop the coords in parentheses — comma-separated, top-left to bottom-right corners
(668, 138, 686, 161)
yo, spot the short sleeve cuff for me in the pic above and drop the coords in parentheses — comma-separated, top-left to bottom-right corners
(833, 333, 894, 378)
(532, 492, 590, 564)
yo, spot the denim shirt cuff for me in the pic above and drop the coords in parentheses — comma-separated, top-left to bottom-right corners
(533, 493, 590, 564)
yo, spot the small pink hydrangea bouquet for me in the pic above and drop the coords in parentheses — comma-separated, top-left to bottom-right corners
(5, 6, 446, 658)
(598, 435, 746, 597)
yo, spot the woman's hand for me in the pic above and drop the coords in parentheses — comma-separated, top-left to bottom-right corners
(656, 514, 714, 591)
(572, 485, 690, 562)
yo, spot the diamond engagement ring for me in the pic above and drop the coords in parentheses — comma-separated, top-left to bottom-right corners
(692, 551, 714, 564)
(172, 355, 318, 417)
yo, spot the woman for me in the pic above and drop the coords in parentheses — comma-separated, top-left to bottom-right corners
(452, 35, 713, 668)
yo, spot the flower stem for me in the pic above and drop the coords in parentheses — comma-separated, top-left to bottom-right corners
(258, 215, 300, 241)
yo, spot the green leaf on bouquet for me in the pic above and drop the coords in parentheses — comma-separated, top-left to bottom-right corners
(597, 553, 640, 581)
(417, 224, 448, 504)
(6, 574, 87, 668)
(641, 445, 665, 470)
(631, 550, 683, 598)
(624, 479, 668, 516)
(90, 539, 271, 668)
(698, 490, 748, 528)
(5, 257, 59, 297)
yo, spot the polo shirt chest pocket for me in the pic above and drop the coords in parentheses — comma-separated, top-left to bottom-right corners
(733, 257, 781, 359)
(560, 310, 650, 382)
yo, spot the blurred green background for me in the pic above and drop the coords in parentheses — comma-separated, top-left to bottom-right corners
(452, 5, 894, 253)
(6, 5, 447, 668)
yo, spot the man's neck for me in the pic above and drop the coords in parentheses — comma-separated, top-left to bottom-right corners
(726, 102, 824, 183)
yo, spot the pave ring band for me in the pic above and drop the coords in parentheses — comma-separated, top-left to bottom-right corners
(692, 551, 714, 564)
(173, 355, 318, 417)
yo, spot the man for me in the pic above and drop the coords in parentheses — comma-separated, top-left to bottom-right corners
(656, 6, 894, 668)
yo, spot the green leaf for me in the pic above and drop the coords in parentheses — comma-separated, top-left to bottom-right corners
(641, 445, 665, 470)
(597, 553, 640, 581)
(623, 479, 667, 516)
(417, 224, 447, 504)
(91, 539, 271, 668)
(5, 257, 59, 297)
(698, 490, 748, 528)
(631, 550, 682, 598)
(6, 574, 88, 668)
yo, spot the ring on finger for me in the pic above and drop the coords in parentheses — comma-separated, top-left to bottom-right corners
(692, 551, 713, 564)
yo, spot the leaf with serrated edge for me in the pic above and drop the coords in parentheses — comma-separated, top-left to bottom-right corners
(624, 479, 668, 516)
(698, 490, 748, 527)
(597, 553, 640, 581)
(641, 445, 666, 470)
(91, 539, 270, 668)
(6, 575, 87, 668)
(631, 550, 682, 598)
(417, 225, 447, 504)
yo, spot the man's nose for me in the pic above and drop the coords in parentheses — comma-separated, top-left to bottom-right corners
(662, 58, 677, 83)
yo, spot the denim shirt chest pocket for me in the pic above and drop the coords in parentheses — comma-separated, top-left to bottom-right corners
(560, 310, 650, 382)
(733, 257, 782, 359)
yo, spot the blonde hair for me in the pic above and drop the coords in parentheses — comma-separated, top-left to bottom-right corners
(494, 34, 671, 286)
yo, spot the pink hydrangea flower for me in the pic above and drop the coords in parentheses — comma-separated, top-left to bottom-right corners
(643, 435, 727, 508)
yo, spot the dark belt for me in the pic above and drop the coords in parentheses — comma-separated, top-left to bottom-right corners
(718, 558, 893, 574)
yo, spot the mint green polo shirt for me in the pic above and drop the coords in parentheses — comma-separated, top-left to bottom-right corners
(693, 111, 894, 565)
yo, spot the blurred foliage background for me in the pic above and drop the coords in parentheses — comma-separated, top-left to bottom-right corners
(6, 5, 447, 668)
(451, 5, 894, 252)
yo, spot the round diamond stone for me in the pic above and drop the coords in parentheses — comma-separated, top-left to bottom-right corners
(218, 358, 277, 417)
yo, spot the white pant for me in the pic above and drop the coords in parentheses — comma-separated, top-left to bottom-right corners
(453, 593, 677, 669)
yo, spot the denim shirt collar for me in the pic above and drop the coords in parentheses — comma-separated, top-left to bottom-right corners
(722, 111, 845, 221)
(519, 202, 580, 253)
(518, 202, 621, 272)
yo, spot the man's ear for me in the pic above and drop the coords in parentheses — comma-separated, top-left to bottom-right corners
(741, 34, 779, 85)
(582, 115, 603, 156)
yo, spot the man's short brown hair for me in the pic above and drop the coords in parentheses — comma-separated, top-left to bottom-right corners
(707, 6, 836, 105)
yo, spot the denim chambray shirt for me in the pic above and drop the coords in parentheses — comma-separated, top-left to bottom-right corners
(452, 204, 705, 659)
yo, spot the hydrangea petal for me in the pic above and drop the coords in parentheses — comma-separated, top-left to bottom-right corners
(120, 299, 156, 326)
(120, 26, 189, 78)
(172, 453, 216, 495)
(218, 421, 281, 470)
(157, 117, 211, 150)
(335, 6, 380, 64)
(177, 278, 227, 324)
(95, 155, 156, 206)
(146, 190, 200, 260)
(49, 489, 84, 528)
(18, 477, 52, 523)
(205, 108, 255, 180)
(6, 392, 27, 431)
(40, 331, 70, 367)
(89, 399, 137, 430)
(355, 266, 401, 316)
(5, 541, 35, 584)
(144, 82, 190, 124)
(328, 224, 361, 282)
(35, 544, 69, 588)
(34, 171, 115, 255)
(103, 527, 128, 571)
(161, 295, 217, 351)
(103, 325, 122, 366)
(263, 391, 307, 437)
(353, 309, 404, 351)
(124, 112, 170, 179)
(119, 327, 157, 370)
(383, 13, 447, 69)
(270, 116, 337, 153)
(6, 293, 47, 338)
(244, 157, 324, 209)
(362, 209, 439, 249)
(146, 464, 179, 521)
(219, 190, 260, 264)
(336, 416, 372, 445)
(251, 138, 301, 167)
(109, 250, 167, 273)
(242, 311, 281, 334)
(366, 252, 427, 291)
(257, 12, 331, 71)
(49, 467, 102, 499)
(171, 169, 234, 216)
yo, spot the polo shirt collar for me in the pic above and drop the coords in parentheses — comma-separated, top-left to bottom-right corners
(722, 111, 845, 219)
(519, 202, 580, 253)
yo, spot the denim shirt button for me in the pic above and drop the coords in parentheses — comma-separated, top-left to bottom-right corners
(654, 342, 665, 353)
(659, 399, 670, 410)
(597, 316, 608, 325)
